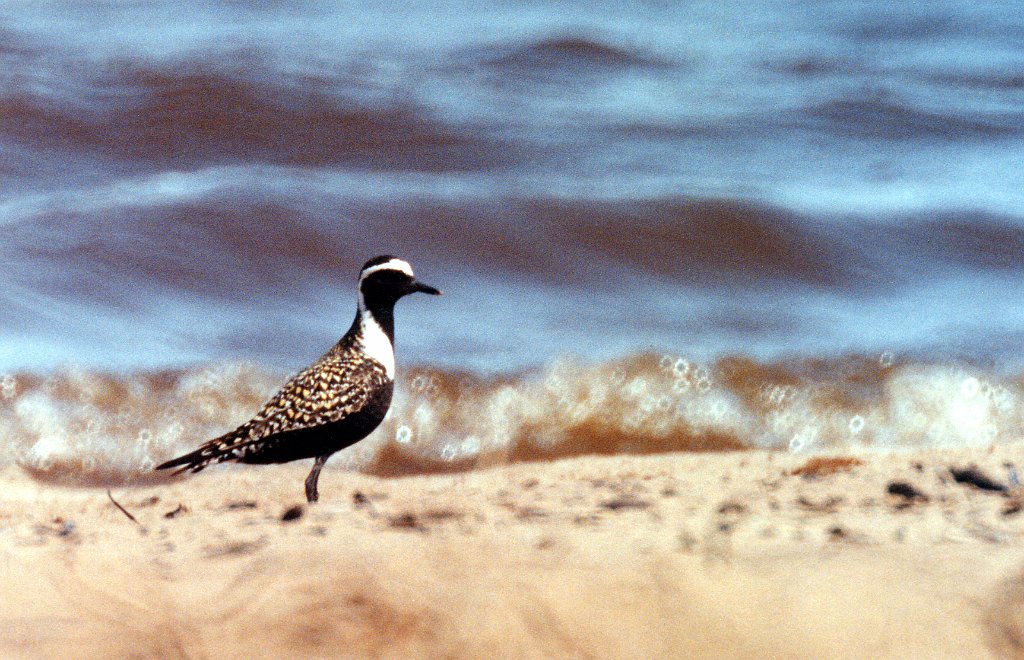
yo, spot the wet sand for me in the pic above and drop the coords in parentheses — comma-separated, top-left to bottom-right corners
(3, 447, 1024, 658)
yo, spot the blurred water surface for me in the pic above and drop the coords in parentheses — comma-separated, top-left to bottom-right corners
(2, 0, 1023, 373)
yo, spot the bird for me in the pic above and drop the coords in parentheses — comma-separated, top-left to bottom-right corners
(155, 255, 441, 502)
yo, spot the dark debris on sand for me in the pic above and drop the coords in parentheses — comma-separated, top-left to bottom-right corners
(388, 513, 426, 532)
(36, 517, 76, 539)
(795, 495, 843, 513)
(950, 466, 1008, 493)
(887, 481, 929, 504)
(281, 505, 304, 522)
(790, 456, 864, 479)
(422, 508, 464, 522)
(600, 496, 651, 512)
(163, 504, 189, 519)
(513, 505, 549, 520)
(204, 538, 267, 558)
(717, 501, 748, 515)
(1002, 501, 1024, 516)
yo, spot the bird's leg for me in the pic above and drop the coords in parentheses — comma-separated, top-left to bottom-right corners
(305, 455, 329, 503)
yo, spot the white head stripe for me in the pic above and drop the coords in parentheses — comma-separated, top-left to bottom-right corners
(360, 259, 414, 281)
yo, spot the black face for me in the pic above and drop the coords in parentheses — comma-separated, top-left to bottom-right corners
(360, 268, 441, 310)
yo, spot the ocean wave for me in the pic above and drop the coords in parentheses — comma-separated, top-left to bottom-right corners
(0, 193, 854, 315)
(763, 55, 864, 77)
(930, 71, 1024, 92)
(8, 190, 1024, 317)
(2, 353, 1020, 485)
(0, 61, 515, 171)
(845, 13, 959, 42)
(475, 35, 675, 73)
(893, 216, 1024, 271)
(4, 197, 353, 304)
(534, 198, 847, 287)
(804, 94, 1023, 140)
(0, 26, 36, 57)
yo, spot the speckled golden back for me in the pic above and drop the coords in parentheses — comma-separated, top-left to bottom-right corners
(199, 339, 390, 462)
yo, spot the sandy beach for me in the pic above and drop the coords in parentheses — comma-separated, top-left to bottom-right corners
(5, 0, 1024, 657)
(3, 447, 1024, 658)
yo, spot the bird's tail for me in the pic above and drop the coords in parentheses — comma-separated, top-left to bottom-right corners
(154, 448, 210, 475)
(155, 427, 251, 475)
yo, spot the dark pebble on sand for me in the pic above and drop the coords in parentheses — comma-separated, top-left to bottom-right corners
(1002, 501, 1023, 516)
(887, 481, 929, 502)
(601, 496, 651, 511)
(389, 513, 425, 531)
(515, 506, 548, 520)
(352, 491, 369, 506)
(717, 501, 748, 515)
(423, 508, 463, 521)
(281, 505, 304, 522)
(950, 466, 1007, 493)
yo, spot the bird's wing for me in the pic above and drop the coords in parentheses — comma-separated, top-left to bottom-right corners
(246, 354, 389, 439)
(160, 353, 389, 470)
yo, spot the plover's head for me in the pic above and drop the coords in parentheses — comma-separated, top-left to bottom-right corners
(358, 255, 441, 311)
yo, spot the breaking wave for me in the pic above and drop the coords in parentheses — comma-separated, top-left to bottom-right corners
(2, 353, 1021, 485)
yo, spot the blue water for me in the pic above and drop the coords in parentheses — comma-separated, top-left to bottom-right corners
(2, 0, 1024, 373)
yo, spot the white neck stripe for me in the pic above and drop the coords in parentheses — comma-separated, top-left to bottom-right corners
(359, 311, 395, 378)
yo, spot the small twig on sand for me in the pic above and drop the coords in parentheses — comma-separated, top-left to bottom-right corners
(107, 489, 140, 524)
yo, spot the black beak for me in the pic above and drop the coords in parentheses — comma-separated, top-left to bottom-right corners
(411, 280, 442, 296)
